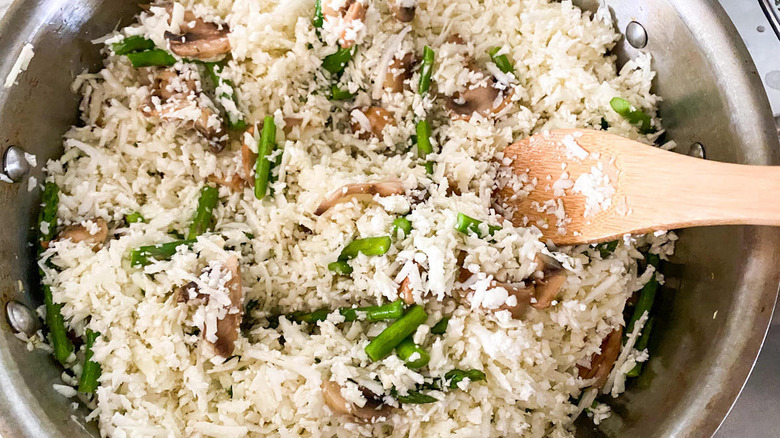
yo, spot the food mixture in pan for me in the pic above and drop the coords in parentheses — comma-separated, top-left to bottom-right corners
(30, 0, 676, 436)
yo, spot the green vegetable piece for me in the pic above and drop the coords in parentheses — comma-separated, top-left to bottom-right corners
(394, 389, 437, 404)
(430, 317, 449, 335)
(340, 300, 404, 323)
(78, 330, 102, 394)
(418, 46, 434, 95)
(38, 182, 59, 244)
(488, 47, 514, 74)
(625, 253, 660, 337)
(313, 0, 324, 28)
(445, 369, 486, 389)
(392, 217, 412, 239)
(322, 46, 356, 75)
(627, 317, 655, 378)
(365, 305, 428, 361)
(206, 63, 246, 130)
(130, 239, 197, 267)
(328, 260, 354, 275)
(330, 84, 355, 100)
(610, 97, 654, 134)
(423, 161, 434, 175)
(596, 240, 619, 258)
(125, 212, 145, 224)
(454, 213, 500, 238)
(415, 120, 434, 174)
(43, 284, 74, 365)
(126, 49, 176, 68)
(187, 186, 219, 240)
(395, 337, 430, 369)
(254, 115, 277, 200)
(112, 36, 155, 55)
(339, 236, 392, 260)
(290, 308, 330, 324)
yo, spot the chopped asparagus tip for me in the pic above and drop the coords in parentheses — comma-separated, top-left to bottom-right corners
(365, 305, 428, 361)
(77, 330, 102, 394)
(254, 115, 277, 200)
(625, 253, 660, 337)
(392, 217, 412, 239)
(43, 284, 74, 365)
(313, 0, 324, 28)
(290, 308, 330, 324)
(339, 236, 392, 260)
(627, 317, 655, 378)
(610, 97, 654, 134)
(187, 186, 219, 240)
(125, 49, 176, 68)
(488, 47, 514, 74)
(445, 368, 486, 389)
(112, 36, 155, 55)
(394, 389, 438, 404)
(395, 337, 430, 369)
(340, 300, 404, 322)
(125, 212, 145, 224)
(322, 46, 356, 75)
(38, 181, 59, 244)
(430, 317, 449, 335)
(595, 240, 619, 258)
(418, 46, 435, 95)
(328, 260, 354, 275)
(206, 63, 246, 130)
(130, 239, 197, 267)
(330, 84, 355, 100)
(454, 213, 500, 238)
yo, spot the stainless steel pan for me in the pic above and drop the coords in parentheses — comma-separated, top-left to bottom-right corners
(0, 0, 777, 436)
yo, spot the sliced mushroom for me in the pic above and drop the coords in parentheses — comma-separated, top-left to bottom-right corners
(446, 79, 514, 122)
(351, 106, 394, 139)
(389, 0, 415, 22)
(314, 180, 405, 215)
(532, 270, 566, 310)
(493, 281, 535, 319)
(56, 218, 108, 251)
(175, 281, 206, 304)
(322, 0, 367, 49)
(321, 381, 391, 422)
(164, 10, 231, 61)
(207, 174, 244, 191)
(398, 262, 420, 305)
(384, 53, 415, 93)
(578, 328, 623, 389)
(209, 255, 244, 358)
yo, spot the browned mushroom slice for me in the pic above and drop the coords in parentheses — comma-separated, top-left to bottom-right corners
(398, 262, 420, 305)
(56, 218, 108, 251)
(314, 180, 404, 215)
(446, 80, 514, 122)
(389, 0, 415, 22)
(532, 269, 566, 310)
(175, 281, 207, 304)
(578, 328, 623, 389)
(209, 255, 244, 358)
(322, 0, 367, 49)
(207, 174, 244, 191)
(164, 13, 231, 61)
(493, 281, 534, 319)
(384, 53, 415, 93)
(351, 106, 394, 139)
(144, 99, 227, 153)
(321, 381, 392, 422)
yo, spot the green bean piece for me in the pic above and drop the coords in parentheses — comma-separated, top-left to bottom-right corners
(125, 212, 145, 224)
(392, 217, 412, 239)
(322, 46, 356, 75)
(595, 240, 619, 258)
(78, 330, 102, 394)
(254, 115, 277, 199)
(130, 239, 197, 267)
(445, 369, 486, 389)
(38, 182, 59, 244)
(340, 300, 404, 322)
(610, 97, 654, 134)
(289, 308, 330, 324)
(454, 213, 500, 238)
(330, 84, 355, 101)
(418, 46, 434, 95)
(365, 305, 428, 361)
(626, 317, 655, 378)
(395, 337, 430, 369)
(339, 236, 392, 260)
(488, 47, 514, 74)
(206, 63, 247, 130)
(430, 317, 449, 335)
(415, 119, 434, 174)
(328, 260, 354, 275)
(423, 161, 434, 175)
(393, 389, 438, 404)
(625, 254, 660, 337)
(43, 284, 74, 365)
(313, 0, 324, 28)
(187, 186, 219, 240)
(126, 49, 176, 68)
(112, 36, 155, 55)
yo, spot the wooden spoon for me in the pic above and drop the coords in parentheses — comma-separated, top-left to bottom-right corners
(496, 129, 780, 246)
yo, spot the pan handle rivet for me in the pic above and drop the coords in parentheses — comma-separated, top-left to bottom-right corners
(5, 301, 36, 336)
(626, 21, 648, 49)
(688, 142, 706, 159)
(2, 146, 30, 182)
